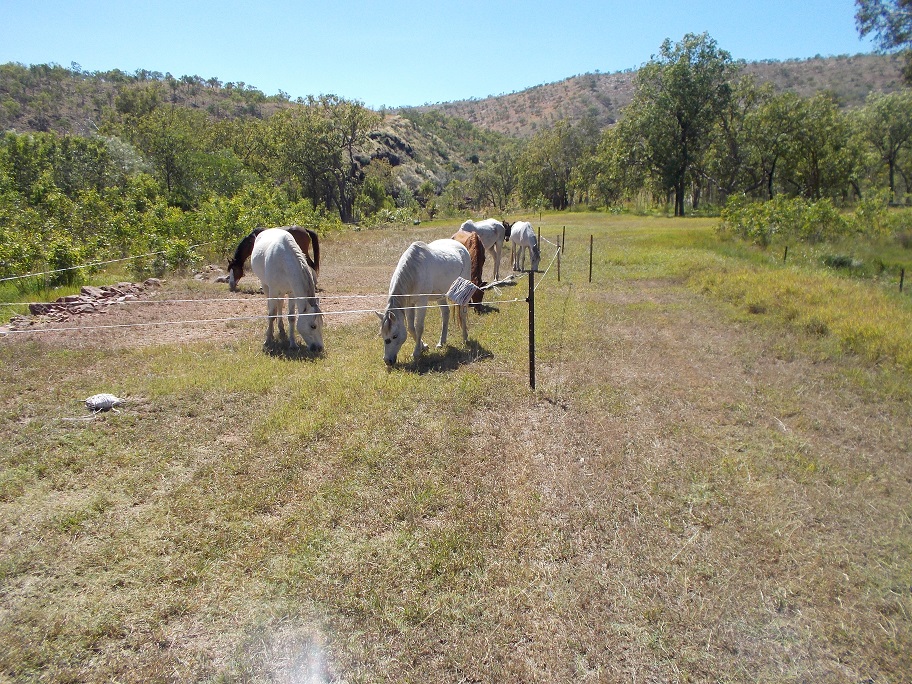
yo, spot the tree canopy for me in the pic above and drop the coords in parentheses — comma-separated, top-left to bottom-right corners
(856, 0, 912, 83)
(617, 33, 735, 215)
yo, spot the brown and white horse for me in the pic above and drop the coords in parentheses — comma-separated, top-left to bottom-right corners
(228, 226, 320, 291)
(250, 228, 323, 353)
(459, 218, 509, 281)
(451, 229, 486, 307)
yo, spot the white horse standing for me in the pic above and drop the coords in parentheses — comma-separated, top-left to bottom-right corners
(509, 220, 541, 272)
(460, 218, 508, 280)
(250, 228, 324, 352)
(377, 239, 471, 365)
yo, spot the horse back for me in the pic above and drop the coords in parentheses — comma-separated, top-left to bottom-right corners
(460, 218, 504, 250)
(251, 229, 316, 298)
(392, 240, 469, 297)
(286, 226, 320, 274)
(512, 221, 536, 246)
(451, 230, 486, 303)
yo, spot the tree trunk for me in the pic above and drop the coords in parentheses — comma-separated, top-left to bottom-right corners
(674, 182, 686, 216)
(889, 159, 896, 203)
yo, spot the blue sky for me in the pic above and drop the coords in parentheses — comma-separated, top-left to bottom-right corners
(1, 1, 876, 109)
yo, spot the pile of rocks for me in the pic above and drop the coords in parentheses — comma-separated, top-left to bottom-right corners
(24, 279, 161, 321)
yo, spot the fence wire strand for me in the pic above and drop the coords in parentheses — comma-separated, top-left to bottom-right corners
(0, 241, 217, 283)
(2, 239, 563, 337)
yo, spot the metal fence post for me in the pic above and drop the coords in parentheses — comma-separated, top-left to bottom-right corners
(528, 269, 535, 390)
(589, 235, 593, 283)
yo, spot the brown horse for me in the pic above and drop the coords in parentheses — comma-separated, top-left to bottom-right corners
(227, 226, 320, 291)
(451, 229, 486, 306)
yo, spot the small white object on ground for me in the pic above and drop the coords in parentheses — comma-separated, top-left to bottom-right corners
(84, 393, 124, 412)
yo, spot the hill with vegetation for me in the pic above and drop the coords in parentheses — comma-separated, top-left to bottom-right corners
(412, 53, 907, 137)
(2, 43, 910, 288)
(2, 53, 906, 147)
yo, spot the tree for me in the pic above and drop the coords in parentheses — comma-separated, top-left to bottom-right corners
(856, 0, 912, 83)
(317, 95, 380, 223)
(777, 94, 860, 201)
(578, 126, 627, 208)
(856, 90, 912, 201)
(620, 33, 736, 215)
(702, 76, 767, 202)
(265, 96, 378, 223)
(124, 107, 211, 209)
(518, 119, 598, 210)
(470, 143, 520, 213)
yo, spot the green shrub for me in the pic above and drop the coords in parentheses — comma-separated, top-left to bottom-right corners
(46, 235, 84, 287)
(720, 195, 850, 247)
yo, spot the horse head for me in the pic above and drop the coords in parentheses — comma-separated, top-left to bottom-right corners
(473, 281, 487, 307)
(502, 220, 513, 241)
(296, 299, 324, 353)
(531, 244, 541, 272)
(377, 309, 407, 366)
(226, 258, 244, 291)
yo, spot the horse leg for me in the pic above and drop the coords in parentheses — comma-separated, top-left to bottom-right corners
(264, 287, 276, 346)
(437, 300, 449, 349)
(459, 303, 469, 344)
(275, 296, 287, 342)
(491, 243, 500, 280)
(412, 301, 429, 359)
(286, 296, 299, 350)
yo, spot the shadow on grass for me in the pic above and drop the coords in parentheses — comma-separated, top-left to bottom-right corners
(390, 339, 493, 374)
(471, 303, 501, 315)
(262, 339, 325, 362)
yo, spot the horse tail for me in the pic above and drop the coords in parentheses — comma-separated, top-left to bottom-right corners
(306, 228, 320, 276)
(450, 303, 466, 331)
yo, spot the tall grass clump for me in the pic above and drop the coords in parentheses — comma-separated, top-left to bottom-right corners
(694, 265, 912, 371)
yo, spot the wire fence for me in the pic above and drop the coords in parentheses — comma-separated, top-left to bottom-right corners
(0, 241, 217, 284)
(0, 235, 563, 348)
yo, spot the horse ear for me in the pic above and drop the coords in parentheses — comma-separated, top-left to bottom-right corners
(375, 310, 384, 320)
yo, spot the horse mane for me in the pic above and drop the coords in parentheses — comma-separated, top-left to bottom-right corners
(387, 242, 429, 309)
(229, 228, 265, 272)
(288, 235, 317, 296)
(286, 226, 320, 274)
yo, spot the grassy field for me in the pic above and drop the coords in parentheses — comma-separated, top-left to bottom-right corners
(1, 214, 911, 682)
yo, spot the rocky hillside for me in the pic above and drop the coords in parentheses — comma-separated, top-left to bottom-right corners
(412, 53, 906, 137)
(1, 53, 905, 190)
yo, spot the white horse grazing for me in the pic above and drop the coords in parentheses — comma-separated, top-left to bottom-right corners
(250, 228, 324, 352)
(377, 239, 471, 366)
(460, 218, 508, 280)
(509, 221, 541, 272)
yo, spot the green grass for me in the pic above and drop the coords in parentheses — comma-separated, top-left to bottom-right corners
(1, 213, 911, 681)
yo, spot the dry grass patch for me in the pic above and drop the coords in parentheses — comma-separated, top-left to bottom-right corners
(1, 215, 911, 682)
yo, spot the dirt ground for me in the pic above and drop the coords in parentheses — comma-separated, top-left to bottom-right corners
(0, 259, 389, 349)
